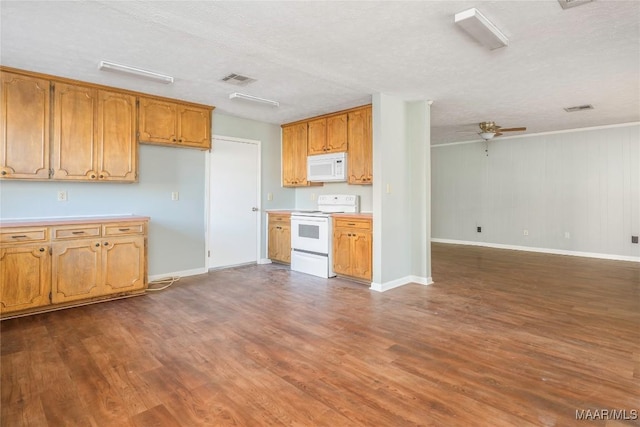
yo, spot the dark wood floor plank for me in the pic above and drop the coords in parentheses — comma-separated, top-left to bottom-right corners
(2, 243, 638, 426)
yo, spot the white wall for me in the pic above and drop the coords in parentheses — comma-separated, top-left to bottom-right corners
(431, 124, 640, 260)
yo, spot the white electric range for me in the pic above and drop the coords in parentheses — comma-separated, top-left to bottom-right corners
(290, 195, 360, 278)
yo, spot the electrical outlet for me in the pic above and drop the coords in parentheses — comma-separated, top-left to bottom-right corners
(171, 192, 179, 201)
(477, 226, 482, 233)
(632, 236, 639, 244)
(311, 193, 316, 201)
(523, 229, 529, 236)
(564, 232, 571, 239)
(267, 192, 273, 201)
(57, 191, 67, 202)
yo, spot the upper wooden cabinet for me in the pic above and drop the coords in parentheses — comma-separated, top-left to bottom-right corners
(51, 83, 137, 182)
(347, 106, 373, 185)
(0, 72, 51, 179)
(308, 114, 348, 155)
(282, 122, 309, 187)
(138, 97, 212, 150)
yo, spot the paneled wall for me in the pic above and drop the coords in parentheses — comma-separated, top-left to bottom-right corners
(431, 124, 640, 259)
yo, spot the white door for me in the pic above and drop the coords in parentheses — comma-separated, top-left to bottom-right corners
(208, 137, 260, 269)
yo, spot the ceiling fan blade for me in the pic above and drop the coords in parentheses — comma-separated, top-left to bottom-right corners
(494, 132, 503, 137)
(498, 127, 527, 132)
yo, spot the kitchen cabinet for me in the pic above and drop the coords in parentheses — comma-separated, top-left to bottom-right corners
(0, 71, 51, 179)
(0, 216, 148, 318)
(282, 123, 309, 187)
(307, 113, 348, 155)
(347, 106, 372, 184)
(0, 227, 51, 314)
(52, 83, 137, 182)
(333, 216, 372, 281)
(138, 96, 212, 150)
(268, 212, 291, 264)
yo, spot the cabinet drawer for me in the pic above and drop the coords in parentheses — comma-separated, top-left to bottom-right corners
(334, 219, 371, 230)
(53, 225, 102, 240)
(0, 227, 48, 244)
(268, 213, 291, 223)
(103, 222, 145, 236)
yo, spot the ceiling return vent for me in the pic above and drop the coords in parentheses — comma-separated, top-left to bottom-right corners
(564, 104, 594, 112)
(221, 73, 256, 86)
(557, 0, 594, 9)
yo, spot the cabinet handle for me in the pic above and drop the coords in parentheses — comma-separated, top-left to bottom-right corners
(91, 174, 96, 179)
(104, 242, 109, 246)
(118, 228, 130, 232)
(347, 223, 356, 226)
(39, 247, 45, 252)
(72, 231, 85, 235)
(172, 138, 177, 142)
(99, 174, 104, 179)
(179, 139, 183, 143)
(1, 171, 6, 176)
(11, 235, 27, 238)
(95, 243, 100, 247)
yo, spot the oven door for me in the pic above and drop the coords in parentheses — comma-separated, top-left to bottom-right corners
(290, 215, 329, 254)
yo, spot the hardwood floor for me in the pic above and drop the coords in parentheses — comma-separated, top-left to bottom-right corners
(2, 243, 639, 426)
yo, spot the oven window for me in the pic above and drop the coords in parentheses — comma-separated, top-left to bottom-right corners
(298, 224, 320, 239)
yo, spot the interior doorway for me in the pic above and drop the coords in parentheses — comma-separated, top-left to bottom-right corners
(207, 136, 261, 269)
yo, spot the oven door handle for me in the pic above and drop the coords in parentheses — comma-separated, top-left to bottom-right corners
(291, 217, 328, 224)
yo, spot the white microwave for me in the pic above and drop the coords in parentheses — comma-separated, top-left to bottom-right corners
(307, 152, 347, 182)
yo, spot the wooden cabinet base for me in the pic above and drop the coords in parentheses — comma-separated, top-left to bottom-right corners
(0, 215, 149, 319)
(1, 291, 146, 320)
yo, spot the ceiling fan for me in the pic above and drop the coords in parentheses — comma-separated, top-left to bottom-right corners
(478, 121, 526, 140)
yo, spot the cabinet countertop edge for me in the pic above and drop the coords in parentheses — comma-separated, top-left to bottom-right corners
(0, 215, 150, 228)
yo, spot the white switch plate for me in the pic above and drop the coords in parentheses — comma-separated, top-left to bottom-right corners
(386, 184, 391, 194)
(311, 193, 316, 201)
(564, 232, 570, 239)
(267, 192, 273, 201)
(171, 192, 179, 201)
(57, 191, 67, 202)
(523, 229, 529, 236)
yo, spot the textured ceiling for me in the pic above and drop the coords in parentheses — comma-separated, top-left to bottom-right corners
(1, 1, 638, 144)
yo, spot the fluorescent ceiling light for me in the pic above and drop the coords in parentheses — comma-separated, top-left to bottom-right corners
(99, 61, 174, 84)
(454, 8, 508, 50)
(229, 92, 280, 107)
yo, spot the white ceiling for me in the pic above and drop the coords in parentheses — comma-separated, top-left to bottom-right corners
(1, 1, 638, 144)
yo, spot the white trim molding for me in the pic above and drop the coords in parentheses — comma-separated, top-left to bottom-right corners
(370, 275, 433, 292)
(149, 267, 207, 282)
(431, 238, 640, 263)
(258, 258, 272, 265)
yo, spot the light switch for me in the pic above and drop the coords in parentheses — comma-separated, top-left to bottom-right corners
(171, 192, 179, 201)
(267, 192, 273, 201)
(57, 191, 67, 202)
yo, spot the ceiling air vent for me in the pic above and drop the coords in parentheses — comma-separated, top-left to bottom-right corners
(557, 0, 594, 10)
(221, 73, 256, 86)
(564, 104, 594, 112)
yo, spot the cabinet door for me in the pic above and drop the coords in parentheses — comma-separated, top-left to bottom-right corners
(268, 223, 280, 261)
(52, 240, 102, 303)
(52, 82, 99, 180)
(0, 72, 50, 179)
(277, 224, 291, 263)
(96, 90, 137, 181)
(0, 245, 51, 314)
(326, 113, 348, 153)
(102, 236, 145, 294)
(138, 97, 178, 144)
(307, 118, 327, 155)
(333, 229, 352, 276)
(351, 232, 372, 280)
(282, 123, 308, 187)
(177, 105, 211, 149)
(347, 107, 372, 184)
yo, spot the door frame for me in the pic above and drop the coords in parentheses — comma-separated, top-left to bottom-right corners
(204, 134, 262, 270)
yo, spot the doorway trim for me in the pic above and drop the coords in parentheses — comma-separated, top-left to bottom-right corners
(204, 134, 262, 270)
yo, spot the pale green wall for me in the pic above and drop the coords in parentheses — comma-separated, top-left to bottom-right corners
(0, 112, 286, 276)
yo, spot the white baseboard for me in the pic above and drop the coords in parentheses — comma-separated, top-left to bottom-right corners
(370, 275, 433, 292)
(149, 267, 207, 282)
(258, 258, 272, 265)
(431, 238, 640, 263)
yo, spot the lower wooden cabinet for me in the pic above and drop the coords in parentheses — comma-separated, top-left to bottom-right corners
(267, 212, 291, 264)
(333, 216, 372, 281)
(0, 216, 148, 318)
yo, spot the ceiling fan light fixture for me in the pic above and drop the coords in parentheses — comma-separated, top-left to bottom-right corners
(98, 60, 174, 84)
(454, 8, 508, 50)
(480, 132, 496, 140)
(229, 92, 279, 107)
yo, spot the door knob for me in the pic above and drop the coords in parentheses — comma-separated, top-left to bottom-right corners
(252, 207, 259, 212)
